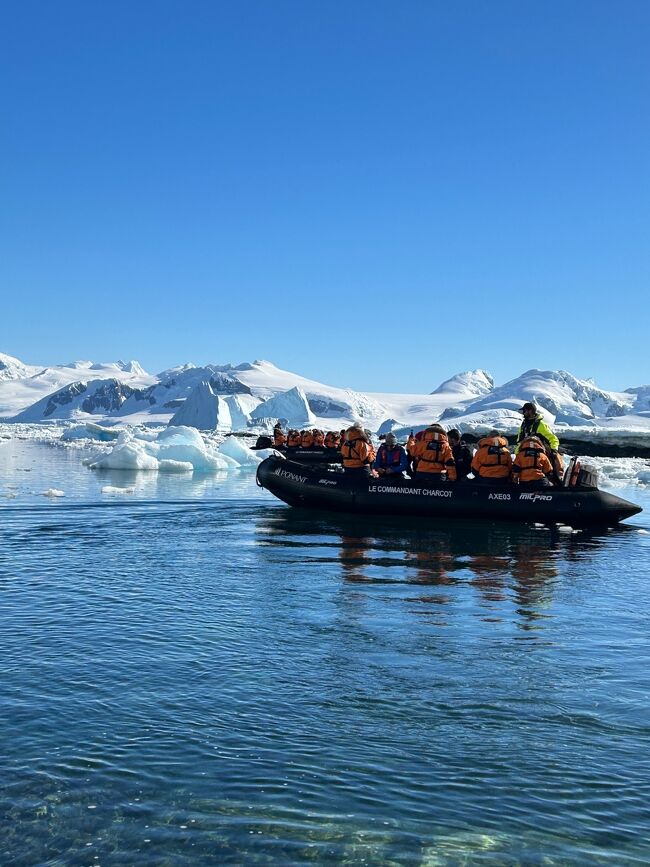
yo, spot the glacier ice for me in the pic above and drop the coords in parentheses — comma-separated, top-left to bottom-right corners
(61, 422, 121, 441)
(168, 381, 233, 431)
(87, 425, 261, 473)
(218, 435, 263, 466)
(250, 386, 315, 428)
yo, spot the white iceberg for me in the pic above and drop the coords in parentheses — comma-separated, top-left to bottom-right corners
(218, 435, 263, 466)
(168, 381, 233, 432)
(61, 422, 121, 441)
(87, 425, 258, 473)
(250, 386, 315, 428)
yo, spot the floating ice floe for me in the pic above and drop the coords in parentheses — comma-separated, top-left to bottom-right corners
(61, 422, 121, 442)
(42, 488, 65, 497)
(218, 434, 264, 466)
(86, 425, 261, 473)
(101, 485, 135, 495)
(583, 456, 650, 488)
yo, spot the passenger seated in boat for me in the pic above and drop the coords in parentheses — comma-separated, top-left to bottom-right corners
(340, 423, 373, 476)
(324, 431, 340, 450)
(300, 429, 314, 449)
(365, 430, 376, 465)
(273, 423, 286, 448)
(406, 429, 422, 475)
(512, 436, 554, 488)
(312, 429, 325, 447)
(373, 433, 408, 479)
(447, 429, 472, 481)
(410, 424, 457, 481)
(471, 431, 512, 483)
(286, 429, 302, 448)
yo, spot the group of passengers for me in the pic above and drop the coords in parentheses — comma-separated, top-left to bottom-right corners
(273, 425, 347, 451)
(275, 402, 563, 491)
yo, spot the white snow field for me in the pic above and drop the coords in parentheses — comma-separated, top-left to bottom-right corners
(1, 352, 649, 451)
(0, 355, 154, 418)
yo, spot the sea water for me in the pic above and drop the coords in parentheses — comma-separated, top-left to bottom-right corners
(1, 439, 649, 865)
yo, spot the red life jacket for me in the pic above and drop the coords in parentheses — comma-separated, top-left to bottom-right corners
(378, 445, 403, 469)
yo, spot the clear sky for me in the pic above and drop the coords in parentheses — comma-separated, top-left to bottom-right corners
(1, 1, 648, 393)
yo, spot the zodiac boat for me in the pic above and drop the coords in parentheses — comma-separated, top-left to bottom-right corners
(256, 455, 642, 527)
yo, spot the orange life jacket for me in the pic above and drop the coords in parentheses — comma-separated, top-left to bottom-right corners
(471, 436, 512, 479)
(340, 429, 372, 469)
(286, 430, 301, 448)
(512, 437, 554, 483)
(273, 429, 286, 447)
(412, 429, 457, 480)
(406, 433, 417, 456)
(324, 431, 340, 449)
(312, 430, 325, 447)
(300, 430, 314, 448)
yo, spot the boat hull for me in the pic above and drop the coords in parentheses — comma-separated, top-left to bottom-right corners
(256, 456, 642, 527)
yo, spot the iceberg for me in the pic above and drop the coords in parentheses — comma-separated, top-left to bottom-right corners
(250, 386, 315, 428)
(225, 393, 261, 429)
(87, 425, 260, 473)
(168, 381, 233, 431)
(61, 422, 121, 441)
(218, 435, 263, 466)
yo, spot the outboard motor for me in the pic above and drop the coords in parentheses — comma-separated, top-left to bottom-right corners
(563, 457, 598, 489)
(577, 464, 599, 489)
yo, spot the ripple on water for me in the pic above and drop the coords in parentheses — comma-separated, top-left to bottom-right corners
(1, 458, 649, 864)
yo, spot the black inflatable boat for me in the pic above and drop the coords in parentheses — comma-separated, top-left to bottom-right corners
(256, 455, 642, 527)
(253, 440, 342, 464)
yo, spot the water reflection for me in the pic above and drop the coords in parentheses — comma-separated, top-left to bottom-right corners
(256, 508, 630, 631)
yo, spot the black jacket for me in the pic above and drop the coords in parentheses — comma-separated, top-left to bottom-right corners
(451, 441, 473, 481)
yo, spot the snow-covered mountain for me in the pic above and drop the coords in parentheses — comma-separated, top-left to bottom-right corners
(12, 379, 140, 422)
(0, 352, 40, 382)
(115, 365, 252, 422)
(0, 356, 154, 416)
(431, 369, 494, 397)
(453, 369, 633, 422)
(2, 352, 649, 443)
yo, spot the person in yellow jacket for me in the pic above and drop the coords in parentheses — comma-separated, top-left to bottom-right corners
(471, 430, 512, 482)
(516, 402, 563, 482)
(410, 424, 457, 481)
(512, 436, 554, 488)
(340, 423, 373, 476)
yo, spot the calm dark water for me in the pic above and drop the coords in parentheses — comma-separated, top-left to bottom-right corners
(1, 441, 649, 865)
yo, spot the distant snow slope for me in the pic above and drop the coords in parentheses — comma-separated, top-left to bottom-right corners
(431, 369, 494, 396)
(443, 370, 634, 429)
(2, 352, 650, 443)
(0, 354, 154, 417)
(0, 352, 40, 382)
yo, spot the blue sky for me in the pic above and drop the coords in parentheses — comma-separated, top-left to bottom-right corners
(1, 1, 648, 393)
